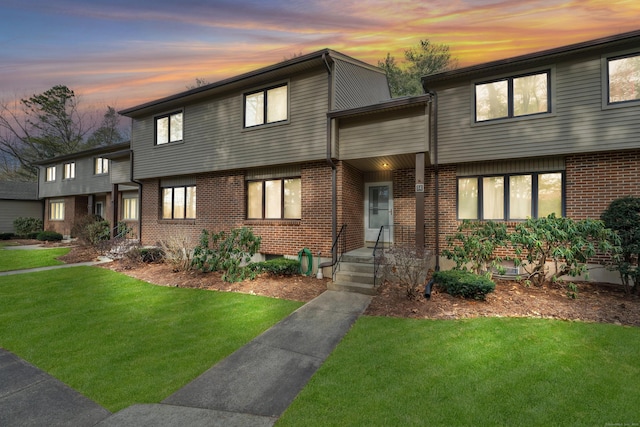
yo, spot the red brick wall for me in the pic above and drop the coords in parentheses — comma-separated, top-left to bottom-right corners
(139, 161, 335, 257)
(337, 161, 364, 251)
(566, 149, 640, 219)
(44, 195, 89, 236)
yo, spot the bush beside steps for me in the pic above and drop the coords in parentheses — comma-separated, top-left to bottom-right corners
(432, 270, 496, 300)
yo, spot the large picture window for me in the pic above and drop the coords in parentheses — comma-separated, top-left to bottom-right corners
(94, 157, 109, 174)
(49, 200, 65, 220)
(244, 84, 288, 128)
(475, 71, 550, 122)
(457, 172, 563, 220)
(247, 177, 301, 219)
(608, 53, 640, 104)
(156, 111, 183, 145)
(162, 186, 195, 219)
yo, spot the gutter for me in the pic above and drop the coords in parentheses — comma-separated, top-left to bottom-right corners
(129, 149, 144, 243)
(322, 53, 338, 261)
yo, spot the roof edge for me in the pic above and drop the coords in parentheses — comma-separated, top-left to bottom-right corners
(33, 141, 131, 165)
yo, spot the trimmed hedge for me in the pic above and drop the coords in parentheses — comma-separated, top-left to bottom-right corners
(36, 231, 64, 242)
(0, 233, 14, 240)
(432, 270, 496, 300)
(249, 258, 300, 276)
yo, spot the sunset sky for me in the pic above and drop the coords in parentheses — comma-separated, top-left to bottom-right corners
(1, 0, 639, 112)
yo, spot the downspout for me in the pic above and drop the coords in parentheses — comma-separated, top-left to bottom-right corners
(426, 89, 440, 272)
(129, 149, 143, 243)
(322, 52, 337, 260)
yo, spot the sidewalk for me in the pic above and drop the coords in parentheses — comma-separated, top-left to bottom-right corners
(0, 289, 371, 426)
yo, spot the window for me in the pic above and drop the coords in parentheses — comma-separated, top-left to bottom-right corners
(156, 111, 183, 145)
(95, 202, 104, 218)
(475, 71, 550, 122)
(608, 53, 640, 104)
(63, 162, 75, 179)
(123, 196, 138, 220)
(95, 157, 109, 174)
(244, 84, 288, 127)
(45, 166, 56, 182)
(457, 172, 563, 220)
(49, 200, 65, 220)
(162, 186, 196, 219)
(247, 177, 301, 219)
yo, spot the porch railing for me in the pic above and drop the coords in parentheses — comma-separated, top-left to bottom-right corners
(373, 226, 385, 287)
(319, 224, 347, 280)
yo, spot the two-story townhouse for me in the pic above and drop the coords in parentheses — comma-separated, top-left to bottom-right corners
(421, 29, 640, 278)
(35, 142, 140, 238)
(119, 49, 433, 271)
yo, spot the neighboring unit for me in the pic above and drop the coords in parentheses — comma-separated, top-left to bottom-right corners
(0, 182, 42, 234)
(35, 142, 139, 239)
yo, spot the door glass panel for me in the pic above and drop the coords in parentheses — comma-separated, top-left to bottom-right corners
(368, 185, 389, 229)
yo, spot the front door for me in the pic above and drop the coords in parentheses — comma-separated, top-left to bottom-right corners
(364, 182, 393, 243)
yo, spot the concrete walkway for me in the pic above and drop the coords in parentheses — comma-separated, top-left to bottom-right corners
(0, 286, 371, 426)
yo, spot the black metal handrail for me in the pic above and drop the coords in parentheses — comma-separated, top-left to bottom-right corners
(319, 224, 347, 280)
(373, 225, 385, 286)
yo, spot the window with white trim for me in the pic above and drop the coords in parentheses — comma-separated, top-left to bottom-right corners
(49, 200, 65, 220)
(162, 185, 195, 219)
(475, 71, 550, 122)
(122, 196, 138, 220)
(155, 111, 183, 145)
(95, 157, 109, 175)
(45, 166, 56, 182)
(607, 52, 640, 104)
(247, 177, 301, 219)
(63, 162, 75, 180)
(244, 84, 288, 128)
(457, 172, 563, 220)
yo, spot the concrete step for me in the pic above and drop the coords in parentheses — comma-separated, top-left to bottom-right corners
(334, 270, 375, 285)
(341, 253, 375, 264)
(328, 280, 377, 295)
(338, 261, 375, 274)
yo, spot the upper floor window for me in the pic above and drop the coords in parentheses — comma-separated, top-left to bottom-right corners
(458, 172, 563, 221)
(608, 53, 640, 104)
(45, 166, 56, 182)
(95, 157, 109, 175)
(475, 71, 550, 122)
(63, 162, 75, 180)
(244, 84, 288, 128)
(247, 177, 301, 219)
(162, 185, 196, 219)
(156, 111, 183, 145)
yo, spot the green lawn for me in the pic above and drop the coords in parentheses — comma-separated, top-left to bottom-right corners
(0, 247, 70, 271)
(0, 267, 302, 411)
(278, 316, 640, 426)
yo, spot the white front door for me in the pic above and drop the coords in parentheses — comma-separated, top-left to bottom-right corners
(364, 182, 393, 243)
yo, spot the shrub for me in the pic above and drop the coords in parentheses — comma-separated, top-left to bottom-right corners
(72, 215, 110, 245)
(509, 214, 618, 286)
(432, 270, 495, 300)
(13, 217, 43, 237)
(442, 220, 508, 277)
(192, 227, 262, 282)
(249, 258, 300, 276)
(159, 233, 196, 272)
(601, 196, 640, 294)
(381, 245, 433, 300)
(139, 247, 164, 263)
(36, 230, 63, 241)
(0, 232, 14, 240)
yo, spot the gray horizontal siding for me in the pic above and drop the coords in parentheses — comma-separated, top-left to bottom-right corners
(132, 70, 328, 180)
(110, 158, 131, 184)
(433, 52, 640, 164)
(457, 157, 565, 176)
(333, 59, 390, 110)
(338, 107, 428, 160)
(38, 156, 112, 198)
(0, 200, 43, 233)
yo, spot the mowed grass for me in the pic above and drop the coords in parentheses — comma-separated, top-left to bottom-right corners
(0, 267, 302, 411)
(278, 316, 640, 426)
(0, 247, 70, 271)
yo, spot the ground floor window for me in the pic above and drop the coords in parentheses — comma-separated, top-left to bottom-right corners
(123, 196, 138, 220)
(162, 186, 196, 219)
(49, 200, 65, 220)
(247, 177, 301, 219)
(458, 172, 563, 220)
